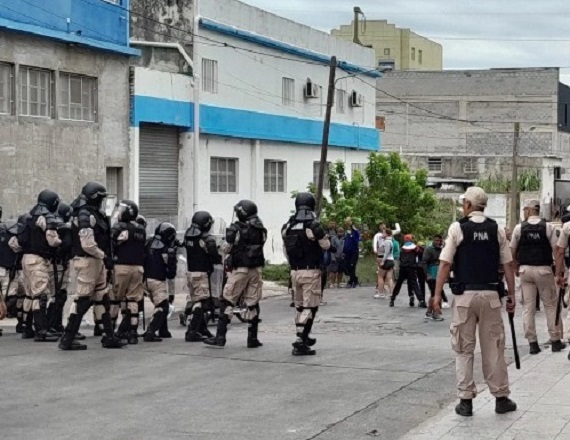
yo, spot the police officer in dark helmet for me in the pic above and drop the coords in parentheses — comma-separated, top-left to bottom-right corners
(20, 190, 62, 342)
(59, 182, 125, 350)
(110, 200, 147, 345)
(142, 222, 178, 342)
(282, 192, 331, 356)
(184, 211, 222, 342)
(9, 213, 31, 335)
(204, 200, 267, 348)
(46, 202, 75, 335)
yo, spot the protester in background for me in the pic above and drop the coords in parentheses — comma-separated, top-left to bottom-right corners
(393, 237, 401, 280)
(423, 234, 448, 321)
(416, 241, 427, 302)
(390, 234, 426, 308)
(375, 228, 395, 299)
(328, 227, 345, 288)
(343, 217, 361, 288)
(327, 221, 338, 239)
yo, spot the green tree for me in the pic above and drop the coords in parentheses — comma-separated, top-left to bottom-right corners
(323, 152, 451, 240)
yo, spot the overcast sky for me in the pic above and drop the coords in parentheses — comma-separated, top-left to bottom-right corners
(242, 0, 570, 82)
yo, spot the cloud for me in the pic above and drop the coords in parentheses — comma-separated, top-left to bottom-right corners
(241, 0, 570, 79)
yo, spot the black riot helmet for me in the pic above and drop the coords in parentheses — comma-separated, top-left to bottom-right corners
(294, 192, 317, 222)
(9, 212, 31, 235)
(116, 200, 139, 222)
(191, 211, 214, 232)
(155, 222, 177, 246)
(234, 200, 258, 222)
(136, 215, 147, 229)
(81, 182, 108, 208)
(38, 189, 61, 213)
(58, 202, 72, 223)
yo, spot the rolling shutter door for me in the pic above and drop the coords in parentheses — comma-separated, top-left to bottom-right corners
(139, 124, 179, 224)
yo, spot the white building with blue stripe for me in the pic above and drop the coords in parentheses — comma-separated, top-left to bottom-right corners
(130, 0, 381, 263)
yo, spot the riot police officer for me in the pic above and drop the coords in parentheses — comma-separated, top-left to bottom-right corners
(59, 182, 124, 350)
(143, 222, 178, 342)
(0, 206, 22, 331)
(511, 199, 563, 355)
(433, 187, 517, 416)
(46, 202, 75, 334)
(282, 193, 331, 356)
(110, 200, 146, 345)
(8, 213, 31, 335)
(204, 200, 266, 348)
(184, 211, 222, 342)
(20, 190, 62, 342)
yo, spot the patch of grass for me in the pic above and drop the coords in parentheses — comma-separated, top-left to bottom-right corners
(356, 254, 377, 286)
(263, 264, 291, 285)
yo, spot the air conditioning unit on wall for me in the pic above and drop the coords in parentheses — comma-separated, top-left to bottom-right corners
(350, 90, 364, 107)
(304, 80, 319, 98)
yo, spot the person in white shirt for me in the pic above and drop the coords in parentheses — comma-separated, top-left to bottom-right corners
(373, 222, 400, 297)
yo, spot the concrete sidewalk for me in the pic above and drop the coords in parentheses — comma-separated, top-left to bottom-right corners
(400, 348, 570, 440)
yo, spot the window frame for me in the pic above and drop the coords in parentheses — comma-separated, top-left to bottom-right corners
(336, 88, 347, 114)
(282, 77, 295, 107)
(59, 72, 98, 122)
(202, 58, 218, 94)
(0, 62, 14, 115)
(418, 49, 423, 64)
(210, 157, 238, 193)
(427, 157, 443, 172)
(463, 158, 477, 174)
(19, 66, 53, 118)
(313, 161, 331, 190)
(264, 160, 287, 193)
(411, 47, 416, 61)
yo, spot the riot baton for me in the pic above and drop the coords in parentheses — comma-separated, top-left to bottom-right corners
(556, 287, 565, 327)
(507, 307, 521, 370)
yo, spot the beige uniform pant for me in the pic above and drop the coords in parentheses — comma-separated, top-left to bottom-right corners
(113, 264, 144, 326)
(519, 265, 561, 343)
(292, 269, 321, 325)
(71, 256, 109, 321)
(146, 278, 168, 318)
(222, 267, 263, 320)
(186, 272, 210, 313)
(451, 290, 510, 400)
(22, 254, 51, 311)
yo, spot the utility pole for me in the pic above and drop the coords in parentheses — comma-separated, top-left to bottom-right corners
(510, 122, 520, 229)
(315, 56, 337, 217)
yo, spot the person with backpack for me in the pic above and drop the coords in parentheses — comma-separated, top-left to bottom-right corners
(390, 234, 426, 308)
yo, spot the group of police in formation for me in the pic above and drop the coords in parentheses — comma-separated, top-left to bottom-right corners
(0, 182, 328, 356)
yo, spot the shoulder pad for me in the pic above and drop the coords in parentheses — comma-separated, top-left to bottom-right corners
(77, 209, 94, 229)
(150, 236, 166, 250)
(248, 217, 265, 229)
(30, 204, 50, 217)
(46, 213, 64, 230)
(70, 195, 87, 212)
(185, 226, 202, 239)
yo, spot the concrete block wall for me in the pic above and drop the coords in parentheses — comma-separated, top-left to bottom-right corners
(0, 31, 130, 220)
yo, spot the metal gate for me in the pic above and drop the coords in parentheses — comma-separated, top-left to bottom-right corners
(139, 124, 179, 226)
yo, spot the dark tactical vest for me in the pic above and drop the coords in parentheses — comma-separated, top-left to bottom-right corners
(454, 217, 500, 285)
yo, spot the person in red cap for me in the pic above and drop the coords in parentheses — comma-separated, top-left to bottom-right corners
(390, 234, 426, 308)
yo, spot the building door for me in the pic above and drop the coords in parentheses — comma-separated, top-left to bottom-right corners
(139, 124, 179, 227)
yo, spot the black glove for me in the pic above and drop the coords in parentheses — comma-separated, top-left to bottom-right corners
(309, 221, 326, 240)
(104, 255, 114, 270)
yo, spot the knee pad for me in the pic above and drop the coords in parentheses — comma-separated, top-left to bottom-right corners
(191, 301, 203, 312)
(158, 299, 169, 316)
(220, 298, 234, 315)
(39, 293, 49, 309)
(6, 295, 18, 316)
(75, 296, 92, 316)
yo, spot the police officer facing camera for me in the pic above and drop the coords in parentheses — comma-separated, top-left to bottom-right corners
(433, 186, 517, 417)
(511, 199, 564, 355)
(282, 192, 331, 356)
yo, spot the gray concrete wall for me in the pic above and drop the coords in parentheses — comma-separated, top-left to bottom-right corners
(0, 30, 130, 220)
(377, 68, 565, 163)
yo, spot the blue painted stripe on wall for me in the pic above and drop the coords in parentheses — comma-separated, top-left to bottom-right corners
(132, 95, 380, 151)
(0, 17, 139, 57)
(200, 18, 382, 79)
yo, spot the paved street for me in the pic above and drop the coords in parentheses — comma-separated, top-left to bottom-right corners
(0, 285, 546, 440)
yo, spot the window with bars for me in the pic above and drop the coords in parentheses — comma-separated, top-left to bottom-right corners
(59, 73, 97, 121)
(313, 161, 331, 190)
(336, 89, 347, 114)
(351, 163, 367, 175)
(19, 66, 52, 118)
(463, 158, 477, 173)
(0, 63, 12, 115)
(427, 157, 442, 172)
(202, 59, 218, 94)
(282, 77, 295, 106)
(264, 160, 286, 192)
(210, 157, 238, 193)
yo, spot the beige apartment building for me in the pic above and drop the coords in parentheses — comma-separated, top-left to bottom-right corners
(331, 20, 443, 71)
